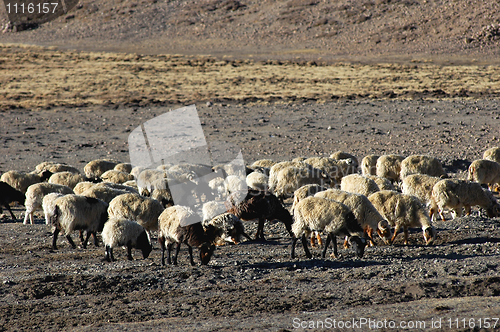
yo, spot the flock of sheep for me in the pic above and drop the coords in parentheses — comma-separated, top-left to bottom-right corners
(1, 146, 499, 266)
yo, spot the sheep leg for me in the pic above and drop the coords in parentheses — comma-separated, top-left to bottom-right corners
(242, 232, 253, 241)
(23, 210, 32, 225)
(343, 235, 350, 249)
(439, 209, 446, 222)
(328, 234, 339, 259)
(81, 231, 92, 249)
(173, 242, 182, 265)
(322, 234, 332, 258)
(290, 237, 299, 259)
(79, 230, 85, 243)
(159, 236, 166, 266)
(105, 245, 114, 262)
(366, 227, 376, 246)
(316, 233, 323, 247)
(167, 243, 174, 265)
(52, 228, 60, 250)
(66, 234, 77, 249)
(310, 232, 318, 248)
(301, 234, 312, 259)
(92, 232, 99, 247)
(4, 204, 17, 221)
(390, 224, 401, 245)
(188, 245, 195, 266)
(127, 242, 133, 261)
(403, 227, 409, 245)
(255, 217, 265, 240)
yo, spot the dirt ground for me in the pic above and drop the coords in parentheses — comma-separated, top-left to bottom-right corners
(2, 0, 500, 331)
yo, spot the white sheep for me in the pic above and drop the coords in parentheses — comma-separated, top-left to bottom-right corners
(467, 159, 500, 191)
(1, 170, 53, 193)
(402, 174, 441, 220)
(157, 205, 220, 266)
(84, 159, 118, 180)
(273, 166, 330, 200)
(23, 183, 74, 225)
(136, 169, 167, 195)
(376, 154, 405, 182)
(291, 184, 328, 212)
(208, 177, 226, 199)
(483, 147, 500, 164)
(361, 155, 379, 176)
(73, 181, 96, 195)
(35, 162, 80, 174)
(202, 200, 227, 221)
(268, 161, 311, 193)
(251, 159, 277, 168)
(42, 193, 64, 226)
(114, 163, 133, 174)
(49, 194, 109, 250)
(202, 212, 250, 245)
(330, 151, 358, 164)
(314, 189, 392, 246)
(100, 170, 135, 184)
(400, 155, 446, 179)
(101, 217, 152, 262)
(340, 174, 380, 197)
(107, 193, 164, 233)
(368, 190, 436, 245)
(246, 171, 269, 191)
(365, 175, 395, 191)
(81, 184, 135, 204)
(48, 172, 85, 190)
(291, 196, 367, 259)
(304, 157, 357, 185)
(130, 166, 146, 179)
(430, 179, 500, 221)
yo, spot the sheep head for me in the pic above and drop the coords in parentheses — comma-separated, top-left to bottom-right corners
(376, 220, 392, 245)
(137, 231, 152, 259)
(199, 243, 216, 265)
(348, 235, 366, 258)
(423, 226, 436, 245)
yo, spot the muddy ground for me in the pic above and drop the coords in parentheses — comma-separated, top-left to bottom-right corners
(1, 97, 500, 331)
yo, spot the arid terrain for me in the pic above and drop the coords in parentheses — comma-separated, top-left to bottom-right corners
(1, 1, 500, 331)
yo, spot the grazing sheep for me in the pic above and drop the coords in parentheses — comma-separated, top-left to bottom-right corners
(130, 166, 146, 180)
(49, 195, 108, 250)
(251, 159, 277, 168)
(330, 151, 359, 167)
(151, 186, 174, 208)
(114, 163, 133, 174)
(376, 154, 405, 182)
(107, 193, 164, 233)
(84, 159, 118, 180)
(361, 155, 379, 176)
(364, 175, 395, 191)
(483, 147, 500, 164)
(368, 191, 436, 245)
(158, 205, 220, 266)
(35, 162, 80, 174)
(73, 181, 97, 195)
(304, 157, 357, 185)
(136, 169, 167, 195)
(226, 189, 294, 240)
(268, 161, 311, 193)
(315, 189, 392, 246)
(291, 184, 328, 212)
(100, 170, 135, 184)
(291, 197, 367, 259)
(42, 193, 64, 226)
(246, 171, 269, 191)
(430, 179, 500, 221)
(400, 155, 446, 179)
(81, 185, 134, 204)
(23, 183, 73, 225)
(468, 159, 500, 191)
(402, 174, 441, 220)
(1, 170, 53, 193)
(48, 172, 85, 190)
(273, 166, 330, 200)
(340, 174, 380, 196)
(0, 181, 25, 221)
(202, 200, 227, 221)
(202, 212, 251, 245)
(102, 218, 152, 262)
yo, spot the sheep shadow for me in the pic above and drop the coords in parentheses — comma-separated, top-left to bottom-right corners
(448, 236, 500, 245)
(240, 258, 388, 271)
